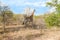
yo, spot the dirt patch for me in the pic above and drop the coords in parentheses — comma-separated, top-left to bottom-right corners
(1, 29, 60, 40)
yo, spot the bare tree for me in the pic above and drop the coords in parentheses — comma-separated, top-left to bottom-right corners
(0, 2, 13, 32)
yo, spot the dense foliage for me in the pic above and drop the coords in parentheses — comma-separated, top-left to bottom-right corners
(45, 13, 60, 27)
(45, 0, 60, 27)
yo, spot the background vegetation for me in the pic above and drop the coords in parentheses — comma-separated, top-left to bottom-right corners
(0, 0, 60, 28)
(45, 0, 60, 28)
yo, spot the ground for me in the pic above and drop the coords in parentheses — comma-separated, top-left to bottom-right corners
(0, 26, 60, 40)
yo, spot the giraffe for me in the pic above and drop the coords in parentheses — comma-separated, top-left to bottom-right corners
(23, 8, 35, 28)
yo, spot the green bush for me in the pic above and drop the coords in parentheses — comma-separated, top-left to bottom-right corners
(45, 13, 60, 27)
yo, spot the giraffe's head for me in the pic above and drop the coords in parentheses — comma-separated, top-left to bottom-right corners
(32, 9, 35, 15)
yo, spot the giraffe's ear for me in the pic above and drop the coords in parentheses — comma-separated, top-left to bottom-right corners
(34, 9, 35, 12)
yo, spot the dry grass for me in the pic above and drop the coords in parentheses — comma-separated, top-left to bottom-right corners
(3, 29, 60, 40)
(0, 25, 60, 40)
(3, 29, 43, 40)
